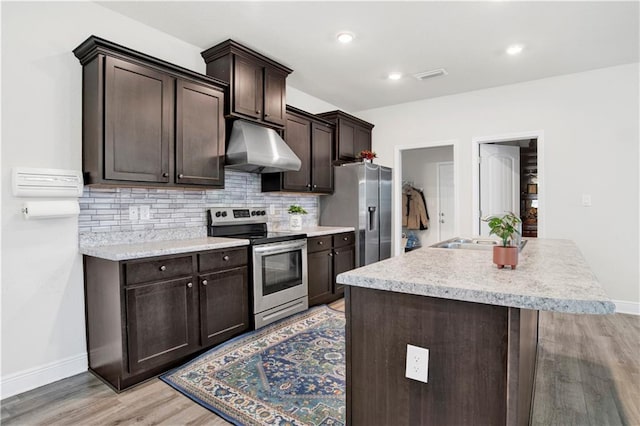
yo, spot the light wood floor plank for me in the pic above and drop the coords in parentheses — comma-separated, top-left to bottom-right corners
(2, 303, 637, 426)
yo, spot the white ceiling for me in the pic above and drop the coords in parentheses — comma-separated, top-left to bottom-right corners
(98, 1, 639, 112)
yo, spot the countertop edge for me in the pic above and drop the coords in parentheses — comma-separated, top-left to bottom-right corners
(337, 274, 616, 315)
(80, 238, 250, 261)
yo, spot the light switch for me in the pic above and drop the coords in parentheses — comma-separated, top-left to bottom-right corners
(582, 194, 592, 207)
(128, 206, 138, 221)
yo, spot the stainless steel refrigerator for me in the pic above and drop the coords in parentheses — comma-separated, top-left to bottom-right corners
(320, 163, 392, 267)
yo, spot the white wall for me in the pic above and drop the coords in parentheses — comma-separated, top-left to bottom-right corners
(0, 2, 344, 398)
(287, 86, 340, 113)
(402, 146, 454, 247)
(358, 63, 640, 308)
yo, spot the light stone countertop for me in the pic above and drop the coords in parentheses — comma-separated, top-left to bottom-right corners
(337, 238, 615, 314)
(80, 237, 249, 261)
(300, 226, 355, 237)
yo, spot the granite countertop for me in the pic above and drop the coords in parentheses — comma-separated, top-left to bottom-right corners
(80, 237, 249, 261)
(297, 226, 355, 237)
(337, 238, 615, 314)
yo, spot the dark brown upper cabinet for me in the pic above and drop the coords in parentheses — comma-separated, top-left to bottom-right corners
(74, 36, 227, 189)
(316, 110, 374, 163)
(201, 40, 292, 128)
(262, 106, 334, 194)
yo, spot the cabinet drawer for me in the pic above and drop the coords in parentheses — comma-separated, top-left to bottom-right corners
(308, 236, 332, 253)
(125, 256, 193, 286)
(333, 232, 355, 248)
(198, 247, 248, 273)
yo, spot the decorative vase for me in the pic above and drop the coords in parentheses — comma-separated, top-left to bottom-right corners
(289, 214, 303, 231)
(493, 246, 518, 269)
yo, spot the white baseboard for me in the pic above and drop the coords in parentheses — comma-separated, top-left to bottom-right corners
(614, 299, 640, 315)
(1, 352, 88, 400)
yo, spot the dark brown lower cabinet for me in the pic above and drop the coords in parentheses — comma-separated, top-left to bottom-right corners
(84, 247, 249, 392)
(307, 232, 355, 306)
(346, 286, 539, 426)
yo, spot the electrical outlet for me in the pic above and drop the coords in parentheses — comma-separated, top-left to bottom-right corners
(582, 194, 592, 207)
(269, 204, 276, 215)
(405, 344, 429, 383)
(139, 205, 150, 220)
(128, 206, 138, 221)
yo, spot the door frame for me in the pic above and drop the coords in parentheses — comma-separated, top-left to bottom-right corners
(472, 130, 545, 237)
(436, 161, 455, 242)
(393, 139, 461, 257)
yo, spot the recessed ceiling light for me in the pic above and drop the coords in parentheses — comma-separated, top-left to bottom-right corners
(388, 72, 403, 80)
(337, 32, 355, 44)
(506, 44, 524, 55)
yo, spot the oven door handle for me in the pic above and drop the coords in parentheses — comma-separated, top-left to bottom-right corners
(253, 240, 306, 255)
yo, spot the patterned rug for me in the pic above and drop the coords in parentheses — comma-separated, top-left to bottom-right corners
(161, 306, 346, 426)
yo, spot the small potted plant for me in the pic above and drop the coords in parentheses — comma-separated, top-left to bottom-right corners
(482, 212, 522, 269)
(288, 205, 307, 231)
(357, 150, 377, 163)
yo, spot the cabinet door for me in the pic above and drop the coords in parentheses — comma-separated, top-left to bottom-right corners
(104, 56, 172, 183)
(283, 113, 311, 191)
(263, 68, 287, 127)
(337, 120, 356, 161)
(233, 56, 263, 120)
(308, 249, 333, 307)
(125, 277, 196, 375)
(176, 80, 225, 187)
(199, 267, 249, 348)
(333, 245, 355, 295)
(355, 126, 372, 158)
(311, 122, 333, 193)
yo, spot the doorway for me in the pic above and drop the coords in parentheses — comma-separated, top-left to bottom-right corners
(473, 132, 543, 238)
(394, 141, 459, 255)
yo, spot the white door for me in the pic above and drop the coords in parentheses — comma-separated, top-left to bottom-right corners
(437, 162, 455, 241)
(479, 144, 520, 236)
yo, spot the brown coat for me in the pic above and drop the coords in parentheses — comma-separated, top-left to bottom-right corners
(403, 188, 429, 230)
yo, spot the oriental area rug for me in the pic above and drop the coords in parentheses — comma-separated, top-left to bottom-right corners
(161, 306, 346, 426)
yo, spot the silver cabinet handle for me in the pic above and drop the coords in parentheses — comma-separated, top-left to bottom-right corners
(178, 174, 184, 179)
(162, 172, 168, 177)
(256, 109, 261, 114)
(202, 280, 208, 286)
(307, 183, 311, 188)
(313, 184, 317, 188)
(318, 241, 323, 245)
(187, 282, 193, 288)
(223, 255, 230, 261)
(343, 237, 348, 241)
(328, 252, 334, 257)
(335, 251, 339, 255)
(159, 265, 166, 271)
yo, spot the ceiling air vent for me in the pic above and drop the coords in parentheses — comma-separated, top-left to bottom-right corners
(413, 68, 448, 81)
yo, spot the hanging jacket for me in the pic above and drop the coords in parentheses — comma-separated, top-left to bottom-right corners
(403, 187, 429, 230)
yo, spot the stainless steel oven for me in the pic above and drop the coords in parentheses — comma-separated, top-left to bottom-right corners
(207, 207, 309, 329)
(252, 239, 308, 328)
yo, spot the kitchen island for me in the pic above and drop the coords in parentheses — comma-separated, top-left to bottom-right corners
(336, 239, 614, 426)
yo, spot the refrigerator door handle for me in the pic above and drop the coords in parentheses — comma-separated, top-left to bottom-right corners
(368, 206, 377, 232)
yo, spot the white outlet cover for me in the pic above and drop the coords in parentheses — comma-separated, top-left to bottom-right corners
(405, 344, 429, 383)
(140, 205, 150, 220)
(582, 194, 592, 207)
(128, 206, 138, 221)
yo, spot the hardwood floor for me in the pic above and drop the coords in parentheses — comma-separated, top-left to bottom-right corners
(2, 302, 637, 426)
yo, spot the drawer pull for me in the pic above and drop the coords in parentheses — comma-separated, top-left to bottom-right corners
(223, 255, 230, 261)
(162, 172, 168, 178)
(187, 282, 193, 288)
(202, 280, 208, 286)
(318, 241, 324, 245)
(335, 251, 339, 255)
(343, 237, 348, 241)
(159, 265, 166, 271)
(328, 252, 333, 257)
(178, 173, 184, 179)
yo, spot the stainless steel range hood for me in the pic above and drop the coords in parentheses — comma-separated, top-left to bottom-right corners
(225, 120, 302, 173)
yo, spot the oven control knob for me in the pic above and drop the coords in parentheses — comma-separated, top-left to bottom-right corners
(251, 211, 256, 216)
(215, 211, 221, 217)
(221, 211, 227, 217)
(260, 210, 266, 215)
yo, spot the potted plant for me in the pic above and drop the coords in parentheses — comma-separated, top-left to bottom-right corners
(288, 205, 307, 231)
(482, 212, 522, 269)
(357, 150, 377, 163)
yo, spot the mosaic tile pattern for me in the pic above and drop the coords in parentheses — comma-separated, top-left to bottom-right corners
(79, 170, 320, 234)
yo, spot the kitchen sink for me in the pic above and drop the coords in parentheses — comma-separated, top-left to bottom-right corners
(431, 237, 527, 251)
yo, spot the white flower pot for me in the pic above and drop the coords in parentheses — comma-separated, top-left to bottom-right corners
(289, 214, 303, 231)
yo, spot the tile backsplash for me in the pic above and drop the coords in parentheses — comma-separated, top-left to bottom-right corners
(79, 170, 319, 236)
